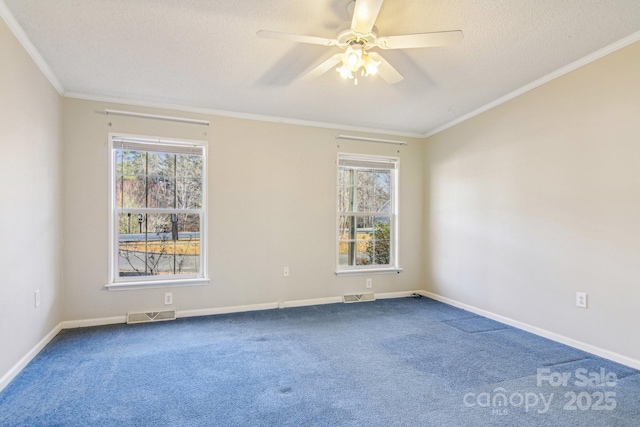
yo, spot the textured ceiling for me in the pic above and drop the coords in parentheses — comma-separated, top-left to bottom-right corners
(3, 0, 640, 136)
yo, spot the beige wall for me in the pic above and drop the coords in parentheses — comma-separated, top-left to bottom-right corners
(424, 42, 640, 360)
(0, 19, 63, 382)
(62, 98, 424, 321)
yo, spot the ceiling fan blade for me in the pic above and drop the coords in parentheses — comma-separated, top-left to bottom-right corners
(257, 30, 338, 46)
(302, 54, 343, 81)
(376, 55, 404, 84)
(377, 30, 463, 49)
(351, 0, 384, 34)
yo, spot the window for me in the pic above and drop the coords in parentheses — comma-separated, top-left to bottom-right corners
(337, 154, 399, 273)
(108, 134, 207, 289)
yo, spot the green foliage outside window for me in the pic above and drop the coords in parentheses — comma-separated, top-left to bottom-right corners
(367, 222, 390, 265)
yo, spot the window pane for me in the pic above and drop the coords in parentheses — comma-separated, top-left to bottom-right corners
(146, 212, 174, 276)
(356, 243, 372, 266)
(118, 213, 201, 277)
(338, 215, 356, 267)
(176, 177, 202, 209)
(338, 195, 392, 266)
(374, 216, 391, 228)
(338, 215, 353, 238)
(356, 170, 374, 213)
(338, 185, 353, 212)
(371, 191, 390, 213)
(338, 239, 352, 267)
(356, 216, 373, 231)
(372, 239, 391, 265)
(373, 173, 391, 212)
(374, 171, 391, 188)
(338, 169, 352, 186)
(147, 176, 175, 208)
(118, 150, 146, 175)
(147, 152, 175, 177)
(147, 213, 172, 237)
(121, 175, 146, 208)
(356, 186, 375, 212)
(355, 217, 373, 266)
(118, 213, 147, 277)
(115, 176, 123, 208)
(175, 214, 200, 274)
(177, 154, 202, 179)
(119, 212, 143, 235)
(115, 150, 123, 175)
(146, 152, 175, 209)
(357, 170, 375, 187)
(178, 213, 200, 234)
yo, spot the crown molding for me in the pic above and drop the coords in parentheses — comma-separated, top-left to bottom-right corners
(63, 92, 424, 139)
(0, 0, 64, 95)
(423, 30, 640, 138)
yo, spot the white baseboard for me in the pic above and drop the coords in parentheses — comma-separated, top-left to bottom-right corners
(277, 291, 421, 307)
(62, 316, 127, 329)
(0, 322, 63, 393)
(375, 290, 423, 299)
(177, 302, 279, 318)
(418, 290, 640, 371)
(278, 296, 342, 308)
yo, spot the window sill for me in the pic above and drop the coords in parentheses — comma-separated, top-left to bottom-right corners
(105, 278, 210, 291)
(335, 268, 403, 276)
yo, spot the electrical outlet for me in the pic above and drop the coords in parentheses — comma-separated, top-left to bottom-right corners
(366, 278, 372, 289)
(34, 290, 40, 308)
(576, 292, 587, 308)
(164, 292, 173, 305)
(283, 266, 290, 277)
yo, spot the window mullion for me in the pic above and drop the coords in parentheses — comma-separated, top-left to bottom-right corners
(144, 152, 149, 276)
(173, 154, 177, 275)
(349, 169, 357, 266)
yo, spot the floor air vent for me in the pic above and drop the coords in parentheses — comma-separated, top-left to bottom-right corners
(127, 310, 176, 324)
(343, 293, 375, 303)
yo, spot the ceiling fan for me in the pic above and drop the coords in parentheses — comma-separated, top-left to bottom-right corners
(257, 0, 463, 85)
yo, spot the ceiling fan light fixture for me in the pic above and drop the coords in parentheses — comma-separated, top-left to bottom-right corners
(337, 44, 380, 83)
(364, 52, 381, 76)
(345, 45, 363, 67)
(338, 66, 354, 79)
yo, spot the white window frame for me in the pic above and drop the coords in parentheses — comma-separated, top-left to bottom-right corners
(106, 133, 209, 290)
(335, 153, 401, 275)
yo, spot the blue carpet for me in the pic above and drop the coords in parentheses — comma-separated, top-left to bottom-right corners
(1, 297, 639, 426)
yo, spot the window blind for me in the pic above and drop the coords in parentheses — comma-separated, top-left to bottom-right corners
(338, 155, 397, 170)
(112, 137, 203, 156)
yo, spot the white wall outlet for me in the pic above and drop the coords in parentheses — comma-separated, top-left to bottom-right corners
(283, 266, 290, 277)
(34, 290, 40, 308)
(164, 292, 173, 305)
(576, 292, 587, 308)
(366, 278, 373, 289)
